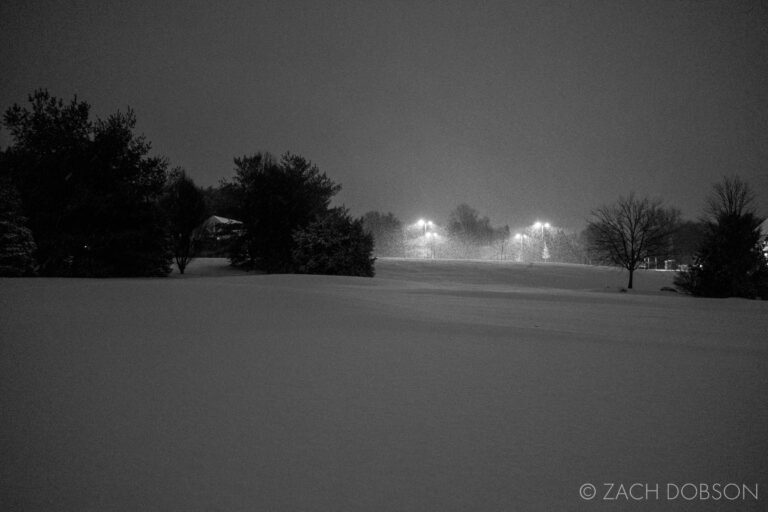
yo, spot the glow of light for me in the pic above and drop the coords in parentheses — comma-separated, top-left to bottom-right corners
(533, 222, 542, 229)
(514, 233, 522, 240)
(416, 219, 425, 228)
(544, 222, 551, 229)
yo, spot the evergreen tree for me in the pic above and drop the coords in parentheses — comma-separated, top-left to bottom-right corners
(292, 207, 375, 277)
(2, 90, 172, 276)
(675, 177, 768, 298)
(229, 151, 340, 272)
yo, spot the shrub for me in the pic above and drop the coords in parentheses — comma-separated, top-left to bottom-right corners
(228, 152, 340, 272)
(292, 208, 375, 277)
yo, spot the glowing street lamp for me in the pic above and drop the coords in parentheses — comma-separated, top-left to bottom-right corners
(533, 221, 550, 237)
(416, 219, 433, 236)
(415, 219, 435, 258)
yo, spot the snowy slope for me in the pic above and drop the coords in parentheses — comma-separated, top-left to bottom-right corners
(1, 259, 766, 511)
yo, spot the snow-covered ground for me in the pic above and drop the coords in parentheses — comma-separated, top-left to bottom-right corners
(2, 258, 767, 511)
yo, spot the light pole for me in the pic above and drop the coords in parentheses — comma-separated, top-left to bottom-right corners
(416, 219, 434, 259)
(533, 221, 550, 261)
(514, 233, 527, 262)
(426, 232, 437, 259)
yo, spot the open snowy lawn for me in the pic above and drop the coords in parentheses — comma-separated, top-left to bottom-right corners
(2, 259, 767, 511)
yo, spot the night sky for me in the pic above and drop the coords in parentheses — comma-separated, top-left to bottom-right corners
(2, 0, 766, 230)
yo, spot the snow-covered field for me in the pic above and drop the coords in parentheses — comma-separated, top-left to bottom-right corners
(2, 258, 767, 511)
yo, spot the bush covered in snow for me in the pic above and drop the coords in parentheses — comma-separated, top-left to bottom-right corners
(292, 208, 375, 277)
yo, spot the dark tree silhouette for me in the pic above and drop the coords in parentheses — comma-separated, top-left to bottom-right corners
(447, 204, 494, 242)
(675, 177, 768, 298)
(202, 182, 240, 220)
(229, 152, 341, 272)
(292, 207, 375, 277)
(587, 194, 679, 289)
(446, 203, 495, 258)
(160, 168, 208, 274)
(669, 220, 706, 266)
(3, 90, 172, 276)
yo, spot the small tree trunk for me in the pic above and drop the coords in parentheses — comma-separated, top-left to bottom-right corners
(176, 256, 187, 274)
(627, 269, 634, 289)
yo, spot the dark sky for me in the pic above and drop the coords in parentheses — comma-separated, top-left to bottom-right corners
(2, 0, 767, 231)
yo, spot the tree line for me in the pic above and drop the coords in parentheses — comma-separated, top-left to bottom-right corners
(585, 177, 767, 298)
(359, 202, 706, 270)
(0, 90, 374, 277)
(2, 90, 764, 298)
(358, 186, 766, 299)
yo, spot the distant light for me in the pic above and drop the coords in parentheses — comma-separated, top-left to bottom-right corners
(533, 222, 542, 229)
(416, 219, 425, 227)
(514, 233, 522, 239)
(427, 221, 433, 228)
(544, 222, 551, 229)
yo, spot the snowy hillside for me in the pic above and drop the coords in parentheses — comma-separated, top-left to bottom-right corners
(2, 259, 766, 511)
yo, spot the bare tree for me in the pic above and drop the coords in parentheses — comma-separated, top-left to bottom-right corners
(704, 175, 756, 218)
(446, 203, 496, 259)
(587, 194, 679, 289)
(362, 211, 403, 257)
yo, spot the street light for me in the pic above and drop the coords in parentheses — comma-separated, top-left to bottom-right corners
(426, 231, 438, 259)
(415, 219, 435, 258)
(532, 221, 551, 262)
(533, 221, 550, 237)
(416, 219, 433, 236)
